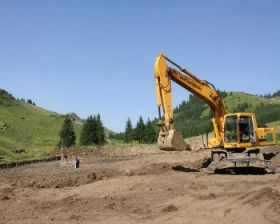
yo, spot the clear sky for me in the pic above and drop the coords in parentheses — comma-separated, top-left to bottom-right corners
(0, 0, 279, 132)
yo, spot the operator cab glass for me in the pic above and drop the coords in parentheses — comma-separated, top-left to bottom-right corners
(239, 116, 256, 143)
(224, 115, 238, 143)
(224, 115, 256, 143)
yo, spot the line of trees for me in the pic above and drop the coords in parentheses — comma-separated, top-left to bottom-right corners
(259, 90, 280, 98)
(80, 114, 105, 146)
(114, 117, 157, 144)
(58, 114, 106, 147)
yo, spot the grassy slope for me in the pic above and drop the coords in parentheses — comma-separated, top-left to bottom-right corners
(201, 92, 280, 117)
(225, 92, 280, 110)
(0, 90, 116, 162)
(0, 100, 83, 161)
(0, 89, 82, 162)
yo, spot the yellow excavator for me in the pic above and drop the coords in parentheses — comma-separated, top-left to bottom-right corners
(154, 53, 276, 172)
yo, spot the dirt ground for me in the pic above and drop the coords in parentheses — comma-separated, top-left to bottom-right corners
(1, 145, 280, 224)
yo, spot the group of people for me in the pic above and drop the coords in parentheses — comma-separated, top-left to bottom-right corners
(60, 151, 80, 168)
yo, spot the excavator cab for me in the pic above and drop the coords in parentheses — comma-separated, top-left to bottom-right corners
(223, 113, 275, 149)
(224, 113, 257, 147)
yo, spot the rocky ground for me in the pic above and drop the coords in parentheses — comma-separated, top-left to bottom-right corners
(0, 145, 280, 224)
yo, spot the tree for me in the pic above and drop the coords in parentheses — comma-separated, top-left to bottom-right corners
(272, 90, 280, 97)
(80, 114, 106, 146)
(114, 132, 125, 141)
(144, 119, 157, 143)
(124, 118, 133, 143)
(58, 116, 76, 147)
(95, 114, 106, 145)
(80, 115, 96, 146)
(134, 116, 145, 143)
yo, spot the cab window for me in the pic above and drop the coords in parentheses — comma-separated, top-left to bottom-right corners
(239, 116, 256, 143)
(224, 115, 238, 143)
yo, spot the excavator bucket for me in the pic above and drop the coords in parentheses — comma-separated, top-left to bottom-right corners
(158, 128, 190, 151)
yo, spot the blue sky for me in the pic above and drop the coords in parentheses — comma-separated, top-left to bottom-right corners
(0, 0, 279, 132)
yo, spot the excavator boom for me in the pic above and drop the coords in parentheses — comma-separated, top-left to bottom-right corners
(155, 53, 226, 149)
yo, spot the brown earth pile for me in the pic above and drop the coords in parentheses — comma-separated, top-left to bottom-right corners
(1, 145, 280, 224)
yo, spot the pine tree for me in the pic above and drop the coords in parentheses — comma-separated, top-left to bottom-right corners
(124, 118, 133, 143)
(58, 116, 76, 147)
(134, 116, 145, 143)
(80, 114, 106, 146)
(144, 119, 157, 143)
(80, 115, 95, 146)
(96, 114, 106, 145)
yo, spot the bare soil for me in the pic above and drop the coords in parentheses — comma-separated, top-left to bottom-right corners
(1, 145, 280, 224)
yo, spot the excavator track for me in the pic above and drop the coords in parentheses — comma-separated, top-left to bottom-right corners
(206, 148, 279, 174)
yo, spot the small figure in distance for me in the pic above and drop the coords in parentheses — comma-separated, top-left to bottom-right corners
(60, 150, 65, 163)
(75, 156, 80, 168)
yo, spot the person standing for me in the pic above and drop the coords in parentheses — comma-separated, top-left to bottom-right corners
(75, 156, 80, 168)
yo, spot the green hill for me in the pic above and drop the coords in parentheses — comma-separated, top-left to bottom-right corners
(0, 89, 112, 162)
(173, 91, 280, 140)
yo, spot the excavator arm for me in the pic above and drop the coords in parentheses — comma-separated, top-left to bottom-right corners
(154, 53, 227, 150)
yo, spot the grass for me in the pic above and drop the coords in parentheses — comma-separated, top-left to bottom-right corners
(0, 90, 82, 162)
(201, 92, 280, 118)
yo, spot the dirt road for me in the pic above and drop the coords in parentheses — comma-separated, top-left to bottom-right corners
(0, 146, 280, 224)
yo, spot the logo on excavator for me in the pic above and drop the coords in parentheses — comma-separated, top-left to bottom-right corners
(178, 75, 202, 90)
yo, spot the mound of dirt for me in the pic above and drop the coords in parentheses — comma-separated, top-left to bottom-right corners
(1, 145, 280, 224)
(0, 195, 10, 200)
(14, 168, 121, 189)
(161, 204, 178, 213)
(124, 163, 172, 176)
(191, 157, 211, 169)
(124, 158, 210, 177)
(245, 186, 280, 214)
(272, 152, 280, 167)
(136, 163, 172, 175)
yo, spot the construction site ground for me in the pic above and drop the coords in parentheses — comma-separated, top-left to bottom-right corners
(1, 144, 280, 224)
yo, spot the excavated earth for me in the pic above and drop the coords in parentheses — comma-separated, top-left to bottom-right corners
(0, 144, 280, 224)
